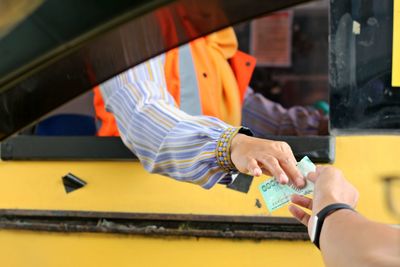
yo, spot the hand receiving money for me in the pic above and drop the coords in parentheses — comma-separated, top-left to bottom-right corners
(259, 156, 316, 212)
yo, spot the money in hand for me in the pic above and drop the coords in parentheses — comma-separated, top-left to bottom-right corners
(259, 156, 316, 212)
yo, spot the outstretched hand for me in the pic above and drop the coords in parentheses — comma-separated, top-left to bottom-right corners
(230, 134, 305, 187)
(289, 166, 359, 235)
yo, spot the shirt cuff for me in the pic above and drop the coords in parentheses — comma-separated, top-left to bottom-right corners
(216, 127, 241, 173)
(214, 126, 254, 186)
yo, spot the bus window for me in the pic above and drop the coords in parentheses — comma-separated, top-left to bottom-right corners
(235, 2, 329, 138)
(1, 0, 333, 163)
(0, 0, 334, 241)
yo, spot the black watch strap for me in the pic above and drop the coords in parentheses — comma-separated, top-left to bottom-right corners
(311, 203, 354, 249)
(238, 126, 253, 136)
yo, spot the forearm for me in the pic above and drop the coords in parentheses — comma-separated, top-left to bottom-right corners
(105, 82, 236, 188)
(100, 54, 237, 188)
(321, 209, 400, 267)
(242, 88, 322, 136)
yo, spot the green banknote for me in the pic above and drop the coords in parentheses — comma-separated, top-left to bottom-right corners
(259, 156, 316, 212)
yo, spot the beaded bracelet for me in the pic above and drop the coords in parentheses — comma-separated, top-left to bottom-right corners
(216, 127, 241, 173)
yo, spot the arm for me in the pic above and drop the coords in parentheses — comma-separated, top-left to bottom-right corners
(289, 166, 400, 267)
(322, 209, 400, 267)
(242, 88, 328, 136)
(100, 54, 230, 188)
(100, 54, 304, 188)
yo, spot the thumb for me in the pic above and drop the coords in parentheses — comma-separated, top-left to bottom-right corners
(307, 165, 325, 183)
(307, 171, 318, 183)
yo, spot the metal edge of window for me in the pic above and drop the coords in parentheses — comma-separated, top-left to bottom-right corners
(0, 135, 334, 163)
(0, 209, 309, 240)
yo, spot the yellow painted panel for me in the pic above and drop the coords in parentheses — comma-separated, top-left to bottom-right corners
(0, 136, 399, 267)
(0, 230, 324, 267)
(393, 0, 400, 86)
(0, 136, 398, 223)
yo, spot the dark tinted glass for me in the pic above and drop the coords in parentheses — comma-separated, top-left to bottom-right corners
(0, 0, 310, 140)
(330, 0, 400, 132)
(0, 0, 160, 85)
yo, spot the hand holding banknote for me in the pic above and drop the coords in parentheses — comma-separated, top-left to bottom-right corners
(289, 167, 400, 267)
(231, 134, 305, 187)
(259, 156, 316, 212)
(289, 166, 359, 232)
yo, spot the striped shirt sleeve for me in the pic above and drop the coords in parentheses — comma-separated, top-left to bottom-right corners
(242, 88, 322, 137)
(99, 54, 235, 189)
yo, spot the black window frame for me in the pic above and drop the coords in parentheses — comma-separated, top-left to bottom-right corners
(0, 135, 334, 163)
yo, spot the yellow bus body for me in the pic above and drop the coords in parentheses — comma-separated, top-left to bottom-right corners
(0, 135, 398, 267)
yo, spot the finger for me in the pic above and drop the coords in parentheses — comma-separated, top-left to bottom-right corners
(288, 205, 311, 226)
(315, 165, 327, 174)
(280, 157, 304, 187)
(260, 167, 272, 177)
(247, 158, 262, 176)
(278, 144, 305, 187)
(291, 194, 313, 210)
(307, 165, 327, 183)
(280, 143, 298, 167)
(307, 171, 318, 183)
(259, 156, 288, 184)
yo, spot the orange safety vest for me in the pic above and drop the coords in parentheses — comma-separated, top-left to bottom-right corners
(94, 28, 256, 136)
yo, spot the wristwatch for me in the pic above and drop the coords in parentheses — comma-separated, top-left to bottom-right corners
(310, 203, 355, 249)
(238, 126, 253, 136)
(225, 126, 254, 193)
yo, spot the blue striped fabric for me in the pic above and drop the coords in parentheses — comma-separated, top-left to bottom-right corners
(242, 88, 321, 137)
(100, 54, 234, 189)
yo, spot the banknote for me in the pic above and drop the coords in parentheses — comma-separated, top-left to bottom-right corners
(259, 156, 316, 212)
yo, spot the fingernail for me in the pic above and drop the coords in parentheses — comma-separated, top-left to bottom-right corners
(296, 177, 305, 187)
(253, 168, 262, 176)
(279, 173, 289, 184)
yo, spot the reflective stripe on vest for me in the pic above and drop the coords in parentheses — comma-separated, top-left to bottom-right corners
(178, 43, 202, 116)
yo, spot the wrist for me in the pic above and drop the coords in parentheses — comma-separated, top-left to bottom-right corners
(310, 203, 355, 249)
(216, 127, 253, 173)
(231, 133, 247, 154)
(230, 128, 254, 169)
(313, 197, 345, 215)
(324, 208, 354, 223)
(319, 209, 356, 250)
